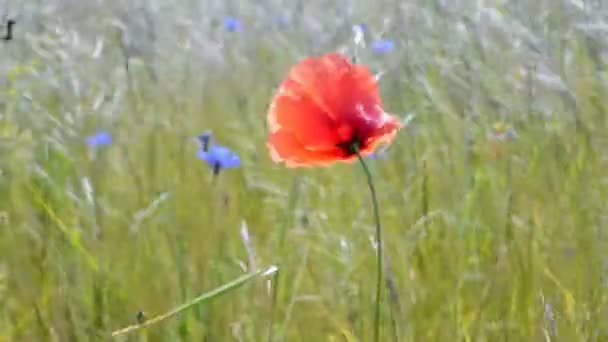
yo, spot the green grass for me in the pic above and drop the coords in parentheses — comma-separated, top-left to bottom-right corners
(1, 0, 608, 341)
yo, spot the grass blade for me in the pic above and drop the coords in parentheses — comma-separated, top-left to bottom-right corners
(111, 265, 278, 337)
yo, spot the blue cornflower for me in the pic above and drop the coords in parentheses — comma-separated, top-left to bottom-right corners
(354, 23, 367, 32)
(196, 132, 240, 174)
(86, 131, 112, 147)
(371, 39, 395, 54)
(197, 145, 241, 173)
(224, 16, 243, 32)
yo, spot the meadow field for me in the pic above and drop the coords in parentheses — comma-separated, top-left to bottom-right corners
(1, 0, 608, 341)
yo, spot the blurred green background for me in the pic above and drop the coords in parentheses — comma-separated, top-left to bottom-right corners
(1, 0, 608, 341)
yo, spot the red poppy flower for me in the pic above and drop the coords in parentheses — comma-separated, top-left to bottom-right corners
(267, 52, 403, 167)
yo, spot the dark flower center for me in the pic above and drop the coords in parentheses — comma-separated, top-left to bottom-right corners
(337, 136, 364, 156)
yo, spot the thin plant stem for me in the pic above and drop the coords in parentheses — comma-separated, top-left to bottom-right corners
(353, 144, 383, 342)
(110, 266, 277, 338)
(267, 177, 301, 342)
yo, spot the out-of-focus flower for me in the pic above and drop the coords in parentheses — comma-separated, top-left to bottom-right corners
(197, 145, 241, 172)
(196, 132, 240, 174)
(491, 122, 518, 142)
(487, 122, 517, 160)
(355, 23, 367, 32)
(275, 14, 289, 28)
(371, 39, 395, 54)
(86, 131, 112, 147)
(224, 16, 243, 32)
(353, 24, 367, 47)
(266, 52, 402, 168)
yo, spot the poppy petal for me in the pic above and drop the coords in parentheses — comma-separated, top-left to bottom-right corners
(287, 53, 354, 120)
(269, 79, 340, 150)
(267, 131, 342, 167)
(278, 53, 383, 140)
(361, 114, 403, 154)
(333, 64, 383, 123)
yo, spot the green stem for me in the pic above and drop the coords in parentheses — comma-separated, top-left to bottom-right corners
(267, 177, 301, 342)
(353, 145, 383, 342)
(110, 266, 278, 338)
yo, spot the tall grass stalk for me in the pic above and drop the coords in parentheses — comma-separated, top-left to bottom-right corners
(267, 177, 301, 341)
(111, 266, 277, 337)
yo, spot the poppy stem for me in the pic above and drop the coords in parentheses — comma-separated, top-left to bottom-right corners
(353, 144, 383, 342)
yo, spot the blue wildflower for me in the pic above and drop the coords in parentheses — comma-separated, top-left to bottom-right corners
(353, 23, 367, 48)
(354, 23, 367, 32)
(196, 132, 240, 174)
(275, 15, 289, 28)
(197, 145, 240, 174)
(371, 39, 395, 54)
(86, 131, 112, 147)
(223, 16, 242, 32)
